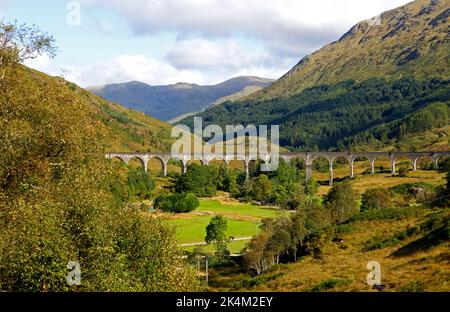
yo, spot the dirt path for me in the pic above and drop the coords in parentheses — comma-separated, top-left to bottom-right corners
(178, 236, 252, 247)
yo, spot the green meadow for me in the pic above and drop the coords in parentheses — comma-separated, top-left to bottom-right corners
(196, 200, 280, 219)
(166, 199, 280, 253)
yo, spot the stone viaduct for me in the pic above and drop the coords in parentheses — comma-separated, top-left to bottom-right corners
(105, 151, 450, 186)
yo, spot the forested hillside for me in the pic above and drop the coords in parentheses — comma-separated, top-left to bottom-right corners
(189, 77, 449, 151)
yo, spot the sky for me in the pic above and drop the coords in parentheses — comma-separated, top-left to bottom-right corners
(0, 0, 412, 87)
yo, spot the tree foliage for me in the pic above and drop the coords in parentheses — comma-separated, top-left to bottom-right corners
(0, 24, 200, 291)
(244, 200, 330, 275)
(125, 167, 155, 200)
(205, 216, 229, 257)
(0, 20, 56, 81)
(175, 164, 220, 197)
(324, 182, 359, 224)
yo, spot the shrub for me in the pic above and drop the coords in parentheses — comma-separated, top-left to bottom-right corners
(390, 182, 437, 204)
(438, 158, 450, 172)
(390, 182, 434, 197)
(363, 228, 418, 251)
(419, 211, 449, 232)
(436, 171, 450, 206)
(234, 272, 284, 289)
(398, 167, 409, 177)
(418, 159, 434, 170)
(361, 188, 393, 212)
(154, 193, 199, 213)
(283, 198, 302, 210)
(310, 278, 350, 292)
(305, 179, 319, 196)
(399, 280, 425, 292)
(334, 224, 353, 234)
(350, 206, 422, 222)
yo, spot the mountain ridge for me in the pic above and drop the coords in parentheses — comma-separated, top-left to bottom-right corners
(88, 76, 274, 121)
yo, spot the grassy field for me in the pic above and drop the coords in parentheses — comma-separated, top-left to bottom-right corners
(196, 200, 280, 220)
(163, 198, 280, 253)
(169, 216, 258, 244)
(314, 161, 446, 196)
(178, 237, 251, 254)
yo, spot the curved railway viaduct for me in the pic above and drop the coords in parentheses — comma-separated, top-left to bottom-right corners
(106, 151, 450, 186)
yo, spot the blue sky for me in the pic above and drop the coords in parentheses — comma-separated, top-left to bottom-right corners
(0, 0, 412, 87)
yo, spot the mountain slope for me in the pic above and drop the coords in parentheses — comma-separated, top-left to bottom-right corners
(21, 67, 174, 153)
(249, 0, 449, 100)
(211, 85, 267, 107)
(167, 85, 268, 124)
(185, 0, 450, 152)
(89, 76, 273, 121)
(74, 86, 174, 153)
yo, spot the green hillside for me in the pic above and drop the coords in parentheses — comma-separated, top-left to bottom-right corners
(82, 89, 174, 153)
(22, 67, 174, 153)
(183, 0, 450, 152)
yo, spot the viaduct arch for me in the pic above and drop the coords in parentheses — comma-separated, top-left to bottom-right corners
(106, 151, 450, 186)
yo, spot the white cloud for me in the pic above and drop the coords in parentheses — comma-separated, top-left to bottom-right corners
(25, 46, 288, 88)
(166, 38, 268, 70)
(24, 55, 65, 77)
(27, 54, 202, 87)
(26, 0, 413, 87)
(79, 0, 412, 57)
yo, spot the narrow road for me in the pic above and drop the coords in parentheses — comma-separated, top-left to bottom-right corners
(178, 236, 252, 247)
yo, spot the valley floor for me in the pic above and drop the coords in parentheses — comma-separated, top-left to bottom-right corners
(156, 168, 445, 253)
(149, 167, 448, 291)
(162, 197, 280, 253)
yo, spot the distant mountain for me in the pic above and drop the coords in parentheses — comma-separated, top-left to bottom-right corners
(88, 76, 274, 121)
(166, 84, 268, 124)
(185, 0, 450, 152)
